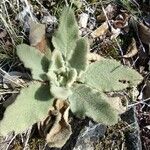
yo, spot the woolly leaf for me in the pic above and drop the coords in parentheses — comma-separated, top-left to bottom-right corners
(50, 84, 72, 99)
(50, 50, 64, 70)
(48, 71, 58, 86)
(69, 84, 118, 125)
(17, 44, 49, 80)
(66, 69, 77, 87)
(52, 7, 79, 60)
(0, 82, 54, 136)
(41, 56, 51, 73)
(80, 58, 143, 92)
(69, 38, 88, 75)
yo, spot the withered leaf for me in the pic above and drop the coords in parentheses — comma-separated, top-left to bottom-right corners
(29, 21, 47, 53)
(91, 21, 109, 38)
(123, 38, 138, 58)
(138, 22, 150, 45)
(113, 13, 129, 29)
(38, 99, 72, 148)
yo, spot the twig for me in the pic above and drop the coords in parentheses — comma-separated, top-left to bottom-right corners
(0, 91, 19, 95)
(2, 0, 18, 38)
(132, 56, 139, 67)
(0, 14, 16, 46)
(5, 134, 17, 150)
(0, 68, 25, 87)
(23, 127, 32, 150)
(114, 38, 125, 64)
(128, 97, 150, 108)
(23, 0, 34, 20)
(43, 143, 48, 150)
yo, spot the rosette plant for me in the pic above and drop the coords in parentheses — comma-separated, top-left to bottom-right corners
(0, 6, 143, 148)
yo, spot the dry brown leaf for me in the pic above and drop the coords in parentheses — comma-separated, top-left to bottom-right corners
(113, 13, 129, 29)
(29, 21, 47, 53)
(138, 22, 150, 45)
(38, 99, 72, 148)
(91, 21, 109, 38)
(110, 13, 129, 39)
(123, 38, 138, 58)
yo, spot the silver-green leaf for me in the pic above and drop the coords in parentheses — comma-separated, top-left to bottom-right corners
(69, 84, 119, 125)
(80, 58, 143, 92)
(52, 7, 79, 60)
(66, 68, 77, 87)
(50, 50, 65, 70)
(17, 44, 47, 80)
(50, 84, 72, 100)
(0, 82, 53, 136)
(69, 38, 88, 75)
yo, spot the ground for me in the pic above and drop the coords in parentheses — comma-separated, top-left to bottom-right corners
(0, 0, 150, 150)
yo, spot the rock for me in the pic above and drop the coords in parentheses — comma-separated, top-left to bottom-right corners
(73, 122, 107, 150)
(121, 108, 142, 150)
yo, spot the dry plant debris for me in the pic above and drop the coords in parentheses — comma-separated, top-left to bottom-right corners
(38, 99, 72, 148)
(123, 38, 138, 58)
(29, 21, 48, 53)
(91, 21, 109, 38)
(138, 22, 150, 45)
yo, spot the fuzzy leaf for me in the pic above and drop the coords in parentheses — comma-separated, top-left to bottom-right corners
(66, 69, 77, 87)
(80, 58, 143, 92)
(17, 44, 50, 80)
(52, 7, 79, 60)
(0, 82, 53, 136)
(50, 50, 64, 70)
(50, 84, 72, 100)
(69, 84, 118, 125)
(69, 38, 88, 74)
